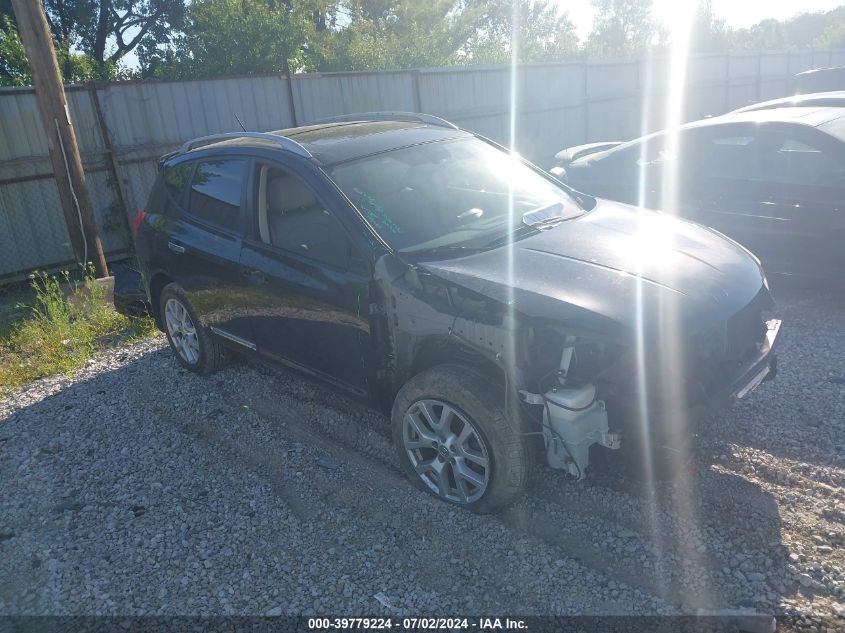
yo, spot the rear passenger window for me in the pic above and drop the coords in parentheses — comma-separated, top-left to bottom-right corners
(164, 163, 192, 198)
(158, 162, 193, 214)
(187, 160, 246, 231)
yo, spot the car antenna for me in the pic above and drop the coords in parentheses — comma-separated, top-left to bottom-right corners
(233, 113, 247, 132)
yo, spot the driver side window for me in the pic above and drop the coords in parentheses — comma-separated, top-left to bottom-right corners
(255, 164, 351, 269)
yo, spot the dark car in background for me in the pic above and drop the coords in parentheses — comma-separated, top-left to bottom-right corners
(793, 66, 845, 94)
(730, 91, 845, 114)
(122, 113, 780, 512)
(551, 107, 845, 282)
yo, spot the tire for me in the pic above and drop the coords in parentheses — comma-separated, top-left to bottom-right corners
(159, 283, 226, 374)
(392, 365, 529, 513)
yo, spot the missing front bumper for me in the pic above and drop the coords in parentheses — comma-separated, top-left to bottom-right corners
(725, 318, 781, 403)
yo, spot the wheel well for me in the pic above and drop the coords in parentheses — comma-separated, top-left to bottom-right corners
(409, 340, 505, 391)
(148, 272, 173, 329)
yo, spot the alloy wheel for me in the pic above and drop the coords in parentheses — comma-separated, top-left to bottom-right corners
(402, 399, 490, 504)
(164, 298, 200, 365)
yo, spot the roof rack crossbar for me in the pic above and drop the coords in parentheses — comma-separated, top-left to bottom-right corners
(178, 132, 312, 158)
(310, 111, 458, 129)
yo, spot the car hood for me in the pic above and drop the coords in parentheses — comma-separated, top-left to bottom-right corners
(419, 200, 768, 342)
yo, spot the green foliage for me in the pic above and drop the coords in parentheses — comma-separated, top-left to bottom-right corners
(585, 0, 656, 58)
(816, 20, 845, 49)
(41, 0, 186, 66)
(726, 7, 845, 51)
(688, 1, 730, 53)
(4, 0, 845, 85)
(0, 270, 156, 398)
(316, 0, 478, 71)
(0, 12, 130, 86)
(462, 0, 579, 65)
(0, 15, 28, 85)
(151, 0, 315, 79)
(1, 0, 184, 83)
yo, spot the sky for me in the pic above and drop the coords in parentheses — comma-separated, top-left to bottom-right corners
(562, 0, 845, 40)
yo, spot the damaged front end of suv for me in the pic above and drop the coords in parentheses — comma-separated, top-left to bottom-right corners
(367, 198, 780, 485)
(128, 118, 780, 513)
(325, 124, 780, 510)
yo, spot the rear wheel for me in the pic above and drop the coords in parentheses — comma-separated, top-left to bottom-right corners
(392, 365, 529, 513)
(159, 283, 226, 374)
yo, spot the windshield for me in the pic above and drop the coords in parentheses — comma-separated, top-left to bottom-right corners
(327, 137, 582, 253)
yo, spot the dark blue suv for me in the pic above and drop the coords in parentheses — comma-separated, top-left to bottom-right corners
(126, 113, 780, 512)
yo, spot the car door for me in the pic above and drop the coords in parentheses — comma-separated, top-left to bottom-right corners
(238, 160, 373, 396)
(678, 126, 778, 262)
(689, 123, 845, 278)
(153, 155, 254, 343)
(752, 127, 845, 279)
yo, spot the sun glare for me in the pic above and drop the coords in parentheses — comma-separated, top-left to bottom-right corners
(633, 2, 711, 609)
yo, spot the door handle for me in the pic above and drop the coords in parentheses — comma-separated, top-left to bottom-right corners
(168, 241, 185, 254)
(241, 268, 267, 284)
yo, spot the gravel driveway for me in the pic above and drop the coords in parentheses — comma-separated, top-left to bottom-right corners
(1, 286, 843, 628)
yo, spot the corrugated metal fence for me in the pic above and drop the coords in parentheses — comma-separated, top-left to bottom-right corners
(1, 47, 844, 281)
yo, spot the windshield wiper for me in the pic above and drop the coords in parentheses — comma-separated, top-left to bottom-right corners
(483, 217, 565, 249)
(402, 244, 488, 260)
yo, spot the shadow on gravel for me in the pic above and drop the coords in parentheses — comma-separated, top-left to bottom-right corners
(0, 342, 798, 619)
(520, 447, 791, 617)
(705, 284, 845, 472)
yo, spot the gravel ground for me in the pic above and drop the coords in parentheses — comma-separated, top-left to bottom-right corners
(0, 285, 843, 628)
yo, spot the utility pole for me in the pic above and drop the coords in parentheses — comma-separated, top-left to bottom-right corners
(11, 0, 109, 278)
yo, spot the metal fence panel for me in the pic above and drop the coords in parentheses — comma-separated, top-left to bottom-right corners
(1, 48, 844, 281)
(293, 71, 417, 124)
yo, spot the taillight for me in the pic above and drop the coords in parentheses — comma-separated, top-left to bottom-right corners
(131, 209, 146, 237)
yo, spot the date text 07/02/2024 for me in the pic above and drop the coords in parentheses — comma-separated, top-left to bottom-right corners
(307, 617, 528, 630)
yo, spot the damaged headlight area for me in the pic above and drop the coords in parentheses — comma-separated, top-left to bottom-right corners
(521, 333, 624, 479)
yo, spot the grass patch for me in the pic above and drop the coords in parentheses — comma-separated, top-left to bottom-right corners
(0, 271, 157, 398)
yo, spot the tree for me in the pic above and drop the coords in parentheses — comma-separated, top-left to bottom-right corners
(729, 7, 845, 50)
(688, 1, 730, 53)
(316, 0, 486, 71)
(0, 13, 115, 85)
(816, 20, 845, 49)
(462, 0, 579, 65)
(313, 0, 579, 71)
(586, 0, 656, 58)
(1, 0, 184, 84)
(150, 0, 315, 79)
(43, 0, 186, 69)
(0, 15, 28, 85)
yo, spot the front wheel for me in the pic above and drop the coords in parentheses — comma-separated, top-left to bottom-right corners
(392, 365, 529, 513)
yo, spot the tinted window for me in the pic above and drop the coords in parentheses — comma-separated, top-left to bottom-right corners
(694, 132, 760, 180)
(164, 163, 192, 196)
(188, 160, 246, 231)
(750, 132, 843, 187)
(161, 162, 193, 213)
(257, 165, 350, 268)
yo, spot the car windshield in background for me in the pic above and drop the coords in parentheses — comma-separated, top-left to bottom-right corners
(819, 114, 845, 143)
(327, 137, 582, 254)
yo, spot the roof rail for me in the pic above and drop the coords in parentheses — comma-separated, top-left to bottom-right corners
(310, 111, 458, 130)
(178, 132, 312, 158)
